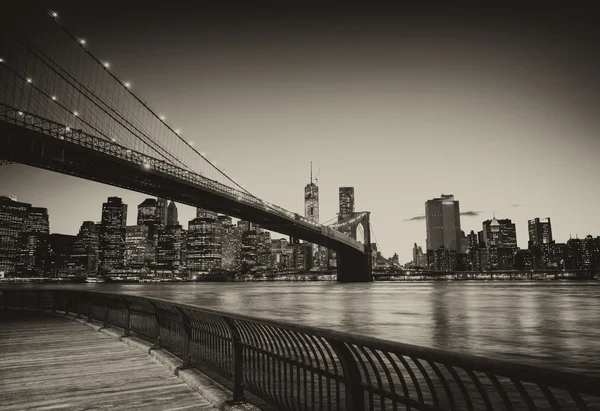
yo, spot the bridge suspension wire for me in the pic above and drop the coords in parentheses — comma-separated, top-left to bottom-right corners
(370, 224, 384, 257)
(42, 9, 265, 200)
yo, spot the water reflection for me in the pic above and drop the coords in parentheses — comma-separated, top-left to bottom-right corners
(6, 280, 600, 375)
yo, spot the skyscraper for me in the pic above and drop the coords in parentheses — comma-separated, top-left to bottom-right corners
(339, 187, 355, 218)
(0, 196, 29, 274)
(482, 217, 517, 248)
(99, 197, 127, 273)
(167, 201, 179, 226)
(187, 209, 222, 273)
(125, 225, 150, 268)
(70, 221, 99, 275)
(528, 217, 553, 246)
(157, 197, 168, 226)
(305, 163, 321, 268)
(425, 194, 461, 252)
(305, 163, 319, 223)
(17, 207, 50, 276)
(137, 198, 158, 226)
(156, 225, 183, 271)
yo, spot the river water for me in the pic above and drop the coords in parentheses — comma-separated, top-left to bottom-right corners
(6, 280, 600, 376)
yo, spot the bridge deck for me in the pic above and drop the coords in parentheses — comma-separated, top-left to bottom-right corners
(0, 311, 217, 411)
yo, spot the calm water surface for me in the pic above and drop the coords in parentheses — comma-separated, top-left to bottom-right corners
(8, 281, 600, 376)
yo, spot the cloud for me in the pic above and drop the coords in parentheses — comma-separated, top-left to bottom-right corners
(509, 204, 523, 207)
(403, 214, 426, 221)
(460, 210, 484, 217)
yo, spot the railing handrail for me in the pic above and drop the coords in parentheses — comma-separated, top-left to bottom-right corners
(6, 288, 598, 395)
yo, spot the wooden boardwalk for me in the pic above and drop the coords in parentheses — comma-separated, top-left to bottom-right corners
(0, 310, 217, 411)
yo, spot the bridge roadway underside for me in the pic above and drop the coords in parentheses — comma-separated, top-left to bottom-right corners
(0, 121, 372, 282)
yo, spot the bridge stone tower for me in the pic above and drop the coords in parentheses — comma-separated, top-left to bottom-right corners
(331, 208, 373, 282)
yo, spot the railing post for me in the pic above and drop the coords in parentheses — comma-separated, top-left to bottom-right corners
(123, 300, 131, 337)
(148, 301, 161, 349)
(175, 307, 192, 368)
(65, 292, 70, 315)
(327, 339, 365, 411)
(223, 317, 245, 403)
(87, 299, 93, 322)
(76, 295, 81, 318)
(103, 300, 109, 329)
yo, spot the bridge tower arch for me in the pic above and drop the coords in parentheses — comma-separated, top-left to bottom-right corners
(331, 211, 373, 282)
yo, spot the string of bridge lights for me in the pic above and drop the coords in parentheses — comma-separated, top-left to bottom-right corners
(44, 9, 233, 175)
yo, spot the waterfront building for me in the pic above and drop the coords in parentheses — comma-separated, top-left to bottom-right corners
(565, 236, 600, 270)
(157, 197, 168, 226)
(238, 220, 253, 232)
(166, 201, 179, 226)
(156, 224, 182, 271)
(257, 231, 273, 269)
(17, 207, 49, 276)
(528, 217, 553, 246)
(241, 229, 259, 271)
(390, 253, 400, 266)
(222, 225, 242, 271)
(305, 163, 322, 269)
(0, 196, 30, 274)
(180, 229, 188, 268)
(425, 194, 461, 256)
(339, 187, 355, 224)
(187, 210, 222, 273)
(46, 234, 76, 277)
(482, 217, 517, 248)
(125, 225, 151, 268)
(412, 243, 427, 268)
(137, 198, 160, 249)
(426, 247, 454, 272)
(70, 221, 99, 275)
(99, 197, 127, 273)
(515, 249, 533, 270)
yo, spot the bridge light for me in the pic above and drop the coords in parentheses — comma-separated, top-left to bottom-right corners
(124, 82, 131, 88)
(159, 115, 166, 121)
(18, 111, 24, 116)
(0, 58, 4, 63)
(80, 39, 86, 45)
(51, 96, 57, 101)
(73, 111, 79, 116)
(126, 149, 131, 154)
(103, 62, 110, 69)
(65, 126, 71, 131)
(111, 138, 116, 142)
(26, 78, 32, 84)
(143, 162, 151, 169)
(175, 129, 181, 134)
(200, 152, 206, 156)
(51, 11, 58, 18)
(187, 141, 194, 146)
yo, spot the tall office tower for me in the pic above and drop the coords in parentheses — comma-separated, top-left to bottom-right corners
(180, 229, 188, 268)
(257, 231, 272, 269)
(425, 194, 461, 252)
(137, 198, 160, 246)
(17, 207, 50, 276)
(167, 201, 179, 226)
(339, 187, 355, 219)
(528, 217, 553, 246)
(305, 163, 319, 223)
(187, 210, 222, 272)
(99, 197, 127, 273)
(0, 196, 30, 274)
(241, 230, 259, 270)
(70, 221, 99, 275)
(156, 225, 183, 271)
(304, 163, 321, 268)
(222, 225, 242, 270)
(125, 225, 150, 268)
(46, 234, 76, 277)
(238, 220, 253, 232)
(157, 197, 168, 226)
(482, 217, 517, 248)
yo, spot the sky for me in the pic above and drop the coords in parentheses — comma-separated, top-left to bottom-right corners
(1, 3, 599, 263)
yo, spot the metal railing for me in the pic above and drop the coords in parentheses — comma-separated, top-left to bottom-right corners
(0, 104, 364, 252)
(3, 288, 598, 411)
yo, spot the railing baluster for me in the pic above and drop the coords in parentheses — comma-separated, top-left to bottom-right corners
(223, 317, 245, 403)
(327, 340, 365, 411)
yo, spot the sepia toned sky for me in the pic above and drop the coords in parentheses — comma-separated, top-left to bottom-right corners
(1, 2, 599, 263)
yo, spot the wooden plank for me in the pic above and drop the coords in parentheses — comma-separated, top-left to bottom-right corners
(0, 311, 217, 411)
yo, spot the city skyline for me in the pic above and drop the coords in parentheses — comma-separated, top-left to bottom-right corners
(2, 3, 600, 263)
